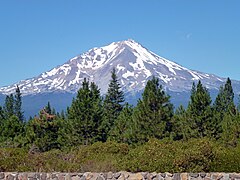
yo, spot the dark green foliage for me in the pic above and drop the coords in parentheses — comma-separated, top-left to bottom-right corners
(188, 81, 212, 117)
(213, 78, 237, 140)
(100, 68, 124, 141)
(108, 103, 134, 143)
(14, 86, 24, 122)
(0, 106, 4, 120)
(0, 106, 5, 137)
(68, 78, 102, 145)
(4, 94, 14, 119)
(45, 101, 52, 115)
(2, 74, 240, 172)
(213, 78, 235, 114)
(221, 112, 240, 147)
(187, 81, 213, 138)
(0, 86, 24, 145)
(132, 76, 173, 143)
(171, 105, 192, 140)
(25, 111, 61, 152)
(1, 115, 23, 142)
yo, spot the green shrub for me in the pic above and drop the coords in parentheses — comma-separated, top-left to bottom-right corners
(120, 138, 215, 173)
(174, 138, 215, 172)
(210, 143, 240, 172)
(70, 141, 129, 172)
(0, 148, 29, 171)
(2, 139, 240, 173)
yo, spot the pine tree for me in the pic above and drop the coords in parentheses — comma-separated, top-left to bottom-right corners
(100, 68, 124, 141)
(60, 110, 66, 120)
(132, 76, 173, 143)
(225, 77, 234, 105)
(108, 103, 133, 143)
(171, 105, 193, 141)
(0, 106, 5, 139)
(213, 78, 235, 114)
(187, 80, 213, 138)
(25, 110, 60, 152)
(1, 115, 23, 141)
(4, 94, 14, 119)
(213, 78, 236, 139)
(68, 78, 102, 145)
(14, 85, 24, 122)
(221, 112, 240, 147)
(45, 101, 52, 115)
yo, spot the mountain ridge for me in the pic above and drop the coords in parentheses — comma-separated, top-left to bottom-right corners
(0, 39, 235, 97)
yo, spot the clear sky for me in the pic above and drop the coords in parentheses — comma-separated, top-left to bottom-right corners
(0, 0, 240, 87)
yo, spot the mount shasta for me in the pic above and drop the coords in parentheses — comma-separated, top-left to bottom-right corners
(1, 39, 240, 117)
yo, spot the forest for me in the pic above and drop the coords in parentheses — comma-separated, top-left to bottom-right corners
(1, 68, 240, 172)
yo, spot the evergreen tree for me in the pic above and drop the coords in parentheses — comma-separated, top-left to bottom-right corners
(224, 77, 234, 105)
(1, 115, 23, 142)
(0, 106, 5, 139)
(60, 110, 66, 120)
(14, 86, 24, 122)
(68, 78, 102, 145)
(213, 78, 236, 139)
(45, 101, 52, 115)
(213, 78, 235, 114)
(221, 111, 240, 147)
(108, 103, 133, 143)
(0, 106, 4, 121)
(4, 94, 14, 119)
(171, 105, 193, 141)
(100, 68, 124, 141)
(25, 110, 60, 152)
(187, 81, 213, 138)
(132, 76, 173, 143)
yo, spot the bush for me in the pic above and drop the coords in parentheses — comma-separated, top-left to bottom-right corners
(120, 138, 215, 173)
(70, 141, 129, 172)
(210, 143, 240, 172)
(174, 138, 215, 172)
(0, 148, 29, 171)
(1, 139, 240, 173)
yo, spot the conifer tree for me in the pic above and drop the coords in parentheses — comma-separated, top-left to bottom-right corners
(14, 86, 24, 122)
(171, 105, 192, 141)
(1, 115, 23, 141)
(68, 78, 102, 145)
(108, 103, 133, 143)
(100, 68, 124, 141)
(187, 81, 213, 137)
(0, 106, 5, 139)
(132, 76, 173, 143)
(25, 109, 60, 152)
(45, 101, 52, 115)
(221, 112, 240, 147)
(213, 78, 236, 139)
(214, 78, 235, 114)
(4, 94, 14, 119)
(60, 110, 66, 120)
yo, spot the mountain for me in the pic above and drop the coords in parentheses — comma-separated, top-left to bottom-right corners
(1, 39, 240, 116)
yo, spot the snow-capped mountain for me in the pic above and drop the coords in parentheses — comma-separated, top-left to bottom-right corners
(0, 39, 236, 96)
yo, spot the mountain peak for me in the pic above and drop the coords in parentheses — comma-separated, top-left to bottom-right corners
(116, 38, 138, 44)
(0, 39, 231, 96)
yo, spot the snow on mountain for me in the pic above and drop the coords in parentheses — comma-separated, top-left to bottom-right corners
(0, 39, 235, 96)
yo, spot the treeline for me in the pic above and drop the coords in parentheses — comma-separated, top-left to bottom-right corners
(1, 69, 240, 172)
(0, 69, 240, 150)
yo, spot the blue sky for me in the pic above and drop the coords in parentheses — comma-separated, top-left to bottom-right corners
(0, 0, 240, 87)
